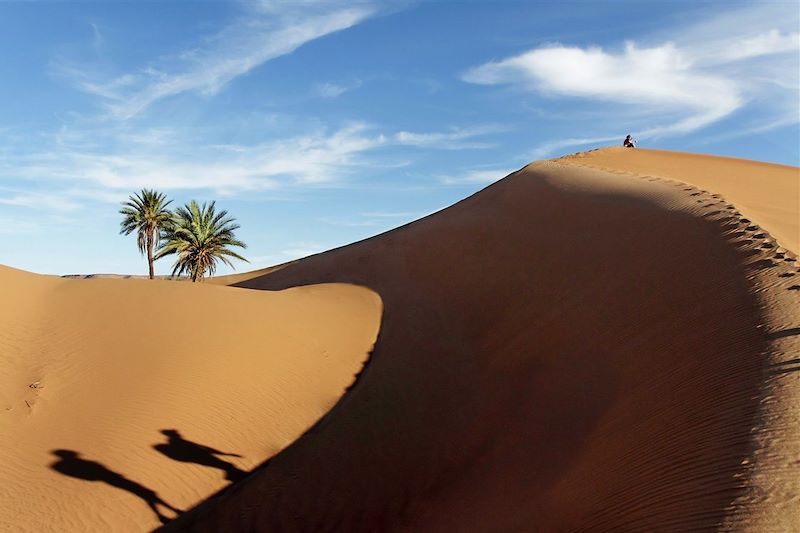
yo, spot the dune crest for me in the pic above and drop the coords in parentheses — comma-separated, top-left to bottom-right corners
(0, 267, 381, 532)
(165, 152, 799, 531)
(561, 147, 799, 254)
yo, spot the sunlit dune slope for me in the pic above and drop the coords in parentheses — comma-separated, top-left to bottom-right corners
(0, 266, 381, 532)
(168, 151, 799, 531)
(562, 147, 800, 253)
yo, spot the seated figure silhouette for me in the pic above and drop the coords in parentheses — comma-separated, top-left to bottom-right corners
(153, 429, 246, 482)
(623, 134, 636, 148)
(49, 450, 181, 524)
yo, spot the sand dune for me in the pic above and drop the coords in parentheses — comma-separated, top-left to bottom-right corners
(0, 266, 381, 531)
(2, 148, 798, 531)
(562, 147, 799, 253)
(164, 149, 799, 531)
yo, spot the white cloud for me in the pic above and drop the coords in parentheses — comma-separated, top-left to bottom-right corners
(360, 210, 415, 218)
(279, 242, 326, 258)
(697, 115, 800, 145)
(713, 29, 800, 62)
(89, 22, 104, 51)
(464, 42, 743, 137)
(314, 80, 362, 98)
(528, 135, 622, 160)
(58, 3, 376, 118)
(3, 124, 386, 194)
(438, 168, 516, 185)
(394, 125, 503, 149)
(318, 210, 418, 228)
(464, 3, 799, 158)
(1, 117, 511, 215)
(0, 191, 83, 212)
(249, 241, 327, 266)
(0, 217, 39, 235)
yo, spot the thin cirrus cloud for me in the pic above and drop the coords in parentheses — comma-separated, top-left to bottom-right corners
(247, 241, 328, 267)
(318, 211, 418, 228)
(394, 125, 504, 149)
(6, 124, 388, 194)
(710, 29, 799, 62)
(314, 80, 363, 98)
(4, 123, 505, 202)
(58, 2, 377, 119)
(0, 190, 83, 212)
(438, 168, 517, 186)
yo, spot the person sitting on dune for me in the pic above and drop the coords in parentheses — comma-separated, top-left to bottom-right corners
(623, 135, 636, 148)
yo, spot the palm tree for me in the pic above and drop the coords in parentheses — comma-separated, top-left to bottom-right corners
(155, 200, 248, 282)
(119, 189, 173, 279)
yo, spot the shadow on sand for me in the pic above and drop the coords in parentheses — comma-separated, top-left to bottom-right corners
(153, 429, 247, 483)
(49, 449, 181, 524)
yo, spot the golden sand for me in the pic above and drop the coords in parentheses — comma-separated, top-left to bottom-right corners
(2, 148, 797, 531)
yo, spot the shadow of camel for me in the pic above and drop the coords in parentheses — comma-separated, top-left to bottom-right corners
(153, 429, 246, 483)
(49, 449, 181, 524)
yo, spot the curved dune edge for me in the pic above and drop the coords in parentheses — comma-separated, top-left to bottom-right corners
(0, 268, 381, 532)
(165, 154, 799, 531)
(560, 147, 799, 254)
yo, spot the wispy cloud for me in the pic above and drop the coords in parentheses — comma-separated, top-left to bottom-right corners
(2, 116, 512, 216)
(57, 3, 377, 118)
(314, 79, 363, 98)
(249, 240, 328, 267)
(0, 216, 39, 235)
(360, 210, 416, 218)
(711, 29, 799, 62)
(528, 135, 621, 160)
(319, 210, 418, 228)
(464, 42, 743, 137)
(0, 190, 83, 212)
(394, 125, 504, 149)
(438, 168, 516, 186)
(464, 3, 799, 158)
(3, 123, 387, 194)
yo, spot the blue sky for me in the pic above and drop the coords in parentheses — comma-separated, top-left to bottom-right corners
(0, 0, 798, 276)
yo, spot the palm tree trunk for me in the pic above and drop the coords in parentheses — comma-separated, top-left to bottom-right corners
(147, 231, 155, 280)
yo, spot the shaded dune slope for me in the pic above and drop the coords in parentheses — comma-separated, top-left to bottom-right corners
(168, 153, 799, 531)
(0, 270, 381, 532)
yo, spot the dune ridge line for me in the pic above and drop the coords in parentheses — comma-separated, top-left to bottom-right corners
(161, 150, 799, 531)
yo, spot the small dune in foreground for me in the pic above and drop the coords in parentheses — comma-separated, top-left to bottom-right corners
(0, 269, 380, 532)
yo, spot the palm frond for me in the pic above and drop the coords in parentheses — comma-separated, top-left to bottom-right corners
(155, 199, 248, 282)
(119, 189, 174, 278)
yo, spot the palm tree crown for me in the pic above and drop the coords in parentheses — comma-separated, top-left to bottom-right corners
(119, 189, 173, 279)
(155, 200, 248, 282)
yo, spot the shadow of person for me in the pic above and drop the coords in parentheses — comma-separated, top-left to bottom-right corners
(153, 429, 247, 483)
(49, 449, 181, 524)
